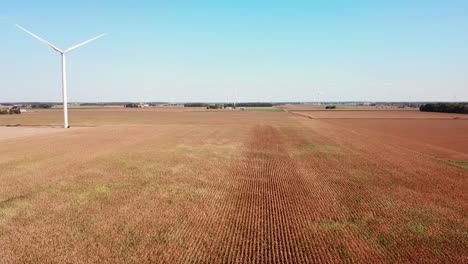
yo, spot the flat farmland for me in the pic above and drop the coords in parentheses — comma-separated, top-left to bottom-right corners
(290, 110, 468, 161)
(280, 105, 419, 112)
(1, 108, 467, 263)
(289, 109, 468, 119)
(324, 119, 468, 161)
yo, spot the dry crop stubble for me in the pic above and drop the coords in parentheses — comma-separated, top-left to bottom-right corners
(0, 109, 467, 263)
(0, 120, 246, 263)
(289, 109, 468, 119)
(323, 118, 468, 161)
(289, 117, 468, 262)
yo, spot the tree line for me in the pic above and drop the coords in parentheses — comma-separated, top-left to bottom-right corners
(420, 103, 468, 114)
(184, 102, 273, 107)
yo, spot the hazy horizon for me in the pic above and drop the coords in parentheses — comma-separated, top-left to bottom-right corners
(1, 100, 467, 105)
(2, 1, 468, 102)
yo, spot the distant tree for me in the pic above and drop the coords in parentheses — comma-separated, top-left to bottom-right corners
(224, 103, 273, 107)
(206, 104, 223, 109)
(31, 103, 53, 109)
(325, 105, 336, 109)
(420, 103, 468, 114)
(184, 103, 208, 107)
(9, 106, 21, 114)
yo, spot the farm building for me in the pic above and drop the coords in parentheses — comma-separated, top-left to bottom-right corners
(124, 103, 149, 108)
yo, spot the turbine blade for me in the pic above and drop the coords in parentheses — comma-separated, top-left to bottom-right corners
(64, 34, 106, 53)
(16, 24, 63, 53)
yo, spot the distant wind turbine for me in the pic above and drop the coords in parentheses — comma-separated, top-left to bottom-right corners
(16, 24, 106, 128)
(234, 88, 238, 109)
(317, 91, 325, 105)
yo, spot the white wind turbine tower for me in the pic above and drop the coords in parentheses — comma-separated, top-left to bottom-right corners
(16, 25, 106, 128)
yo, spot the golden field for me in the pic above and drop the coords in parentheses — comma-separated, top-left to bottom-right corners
(0, 108, 467, 263)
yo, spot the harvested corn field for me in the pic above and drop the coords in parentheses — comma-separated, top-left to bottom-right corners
(1, 109, 467, 263)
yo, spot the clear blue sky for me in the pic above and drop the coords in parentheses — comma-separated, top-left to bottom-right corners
(1, 0, 468, 102)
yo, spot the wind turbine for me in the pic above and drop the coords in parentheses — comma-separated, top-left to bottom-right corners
(317, 91, 325, 105)
(16, 25, 106, 128)
(234, 88, 238, 109)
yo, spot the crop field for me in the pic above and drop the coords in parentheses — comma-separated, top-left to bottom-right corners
(0, 108, 467, 263)
(279, 105, 420, 112)
(289, 109, 468, 119)
(290, 110, 468, 161)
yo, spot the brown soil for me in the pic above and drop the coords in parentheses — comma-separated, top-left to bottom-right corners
(289, 110, 467, 119)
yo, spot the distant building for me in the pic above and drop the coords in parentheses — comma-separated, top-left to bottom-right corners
(124, 103, 150, 108)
